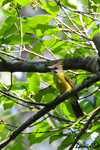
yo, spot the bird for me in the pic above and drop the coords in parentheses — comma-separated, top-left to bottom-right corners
(48, 61, 83, 118)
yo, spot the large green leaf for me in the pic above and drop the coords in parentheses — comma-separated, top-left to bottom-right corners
(81, 100, 94, 114)
(3, 34, 37, 44)
(22, 15, 53, 33)
(34, 24, 59, 37)
(40, 73, 55, 87)
(27, 72, 40, 95)
(90, 124, 100, 132)
(28, 121, 53, 146)
(51, 39, 72, 54)
(58, 136, 74, 149)
(49, 133, 65, 144)
(80, 132, 93, 140)
(41, 93, 55, 102)
(42, 0, 60, 17)
(3, 100, 15, 110)
(8, 82, 28, 90)
(35, 86, 57, 102)
(2, 16, 19, 37)
(71, 16, 82, 25)
(60, 101, 76, 119)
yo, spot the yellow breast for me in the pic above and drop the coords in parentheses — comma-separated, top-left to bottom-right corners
(53, 72, 72, 94)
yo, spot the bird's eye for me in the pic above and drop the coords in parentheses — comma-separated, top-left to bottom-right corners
(54, 67, 57, 70)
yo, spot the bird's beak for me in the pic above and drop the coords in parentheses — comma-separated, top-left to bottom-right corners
(47, 65, 54, 70)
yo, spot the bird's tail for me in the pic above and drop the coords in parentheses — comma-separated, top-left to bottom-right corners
(71, 102, 84, 118)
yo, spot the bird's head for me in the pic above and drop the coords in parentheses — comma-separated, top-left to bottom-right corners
(47, 61, 63, 74)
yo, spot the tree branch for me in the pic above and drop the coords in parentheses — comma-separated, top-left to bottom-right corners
(0, 90, 47, 106)
(0, 55, 100, 73)
(0, 71, 100, 149)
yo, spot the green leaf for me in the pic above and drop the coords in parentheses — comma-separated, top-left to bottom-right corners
(4, 16, 19, 26)
(2, 16, 19, 37)
(3, 34, 37, 44)
(77, 74, 87, 85)
(58, 136, 74, 149)
(80, 132, 93, 140)
(90, 124, 100, 132)
(48, 116, 58, 128)
(0, 124, 4, 132)
(2, 0, 13, 6)
(42, 0, 60, 17)
(30, 38, 56, 59)
(84, 0, 88, 6)
(71, 16, 81, 25)
(49, 133, 64, 144)
(23, 15, 53, 33)
(81, 100, 94, 114)
(0, 0, 5, 2)
(34, 24, 59, 36)
(40, 73, 55, 87)
(27, 72, 40, 95)
(51, 39, 72, 54)
(92, 0, 100, 4)
(62, 0, 77, 9)
(28, 121, 52, 146)
(41, 93, 55, 102)
(14, 0, 31, 6)
(2, 8, 17, 17)
(60, 101, 76, 119)
(55, 105, 66, 119)
(8, 141, 22, 150)
(3, 100, 14, 110)
(75, 47, 93, 56)
(14, 134, 22, 141)
(35, 86, 57, 102)
(2, 0, 31, 7)
(83, 16, 92, 25)
(96, 98, 100, 107)
(7, 82, 28, 91)
(90, 29, 100, 38)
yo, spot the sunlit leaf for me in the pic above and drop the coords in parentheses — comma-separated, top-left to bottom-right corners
(42, 0, 60, 17)
(27, 72, 40, 95)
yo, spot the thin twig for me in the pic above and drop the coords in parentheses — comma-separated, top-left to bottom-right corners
(0, 50, 27, 61)
(15, 45, 52, 61)
(79, 87, 100, 100)
(57, 18, 92, 40)
(79, 14, 97, 53)
(0, 90, 47, 107)
(61, 6, 84, 36)
(41, 41, 58, 60)
(19, 17, 23, 57)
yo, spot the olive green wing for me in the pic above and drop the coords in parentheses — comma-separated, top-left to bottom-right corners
(64, 73, 75, 88)
(64, 73, 83, 118)
(64, 73, 78, 98)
